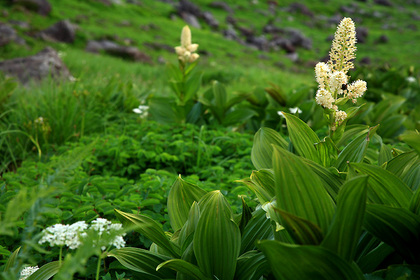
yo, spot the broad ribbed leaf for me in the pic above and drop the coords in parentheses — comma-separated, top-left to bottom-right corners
(409, 189, 420, 215)
(322, 176, 368, 262)
(400, 131, 420, 156)
(156, 259, 211, 280)
(194, 191, 241, 280)
(26, 261, 60, 280)
(364, 204, 420, 264)
(251, 127, 288, 170)
(240, 208, 273, 254)
(386, 151, 420, 191)
(115, 209, 180, 258)
(222, 108, 257, 126)
(378, 144, 393, 166)
(315, 136, 338, 167)
(336, 124, 369, 148)
(283, 112, 321, 163)
(268, 207, 324, 245)
(334, 125, 378, 171)
(108, 247, 174, 279)
(356, 241, 395, 274)
(303, 158, 343, 202)
(235, 251, 269, 280)
(178, 202, 200, 253)
(369, 264, 420, 279)
(4, 246, 20, 271)
(238, 197, 253, 234)
(238, 169, 275, 204)
(351, 163, 412, 207)
(258, 241, 365, 280)
(168, 176, 206, 231)
(272, 145, 335, 233)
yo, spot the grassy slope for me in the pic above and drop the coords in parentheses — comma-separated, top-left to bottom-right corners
(1, 0, 419, 96)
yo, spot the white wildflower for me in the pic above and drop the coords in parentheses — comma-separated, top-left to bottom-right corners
(133, 105, 149, 115)
(90, 218, 126, 251)
(315, 89, 335, 109)
(335, 110, 347, 125)
(346, 80, 367, 102)
(19, 266, 39, 280)
(39, 224, 68, 247)
(289, 107, 302, 114)
(66, 221, 88, 250)
(90, 218, 112, 236)
(329, 71, 348, 95)
(315, 62, 331, 89)
(174, 26, 199, 63)
(406, 76, 416, 83)
(277, 111, 285, 118)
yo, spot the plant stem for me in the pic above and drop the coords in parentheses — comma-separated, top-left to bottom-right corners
(59, 246, 63, 267)
(95, 255, 102, 280)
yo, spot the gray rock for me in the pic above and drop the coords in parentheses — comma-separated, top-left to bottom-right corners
(287, 2, 314, 17)
(0, 23, 26, 46)
(143, 42, 173, 52)
(38, 20, 77, 43)
(85, 40, 152, 63)
(223, 25, 239, 40)
(8, 20, 30, 29)
(356, 26, 368, 43)
(209, 1, 233, 13)
(180, 13, 201, 28)
(0, 47, 72, 84)
(374, 0, 392, 6)
(376, 34, 389, 44)
(285, 52, 299, 63)
(202, 11, 219, 29)
(284, 28, 312, 49)
(12, 0, 51, 16)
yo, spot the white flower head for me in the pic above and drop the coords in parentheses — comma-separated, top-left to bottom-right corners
(315, 89, 335, 109)
(289, 107, 302, 114)
(329, 71, 348, 95)
(20, 266, 39, 280)
(315, 62, 331, 89)
(277, 111, 285, 118)
(175, 25, 199, 63)
(39, 224, 68, 247)
(406, 76, 416, 83)
(335, 110, 347, 125)
(346, 79, 367, 102)
(90, 218, 126, 251)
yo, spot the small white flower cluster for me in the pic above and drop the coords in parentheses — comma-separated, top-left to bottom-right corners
(277, 107, 302, 118)
(39, 218, 125, 251)
(174, 26, 199, 63)
(133, 105, 149, 118)
(315, 17, 367, 130)
(19, 266, 39, 280)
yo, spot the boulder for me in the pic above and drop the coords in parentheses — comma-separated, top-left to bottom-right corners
(356, 26, 368, 43)
(12, 0, 51, 16)
(177, 0, 219, 29)
(38, 20, 77, 43)
(0, 47, 72, 84)
(287, 3, 314, 17)
(85, 40, 152, 63)
(0, 23, 26, 46)
(374, 0, 392, 6)
(209, 1, 233, 13)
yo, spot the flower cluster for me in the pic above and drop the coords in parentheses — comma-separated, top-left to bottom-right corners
(39, 218, 125, 251)
(133, 105, 149, 118)
(314, 17, 367, 130)
(174, 26, 199, 63)
(19, 266, 39, 280)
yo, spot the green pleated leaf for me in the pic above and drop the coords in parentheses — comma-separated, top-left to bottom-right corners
(156, 259, 211, 280)
(237, 169, 275, 204)
(283, 112, 321, 164)
(194, 191, 241, 280)
(251, 127, 288, 170)
(235, 251, 269, 280)
(334, 125, 378, 171)
(386, 151, 420, 191)
(168, 175, 207, 232)
(400, 131, 420, 156)
(357, 241, 395, 274)
(269, 207, 324, 245)
(115, 209, 180, 258)
(4, 246, 20, 271)
(369, 264, 420, 280)
(258, 241, 365, 280)
(240, 208, 273, 254)
(238, 197, 253, 234)
(178, 202, 200, 254)
(409, 189, 420, 215)
(336, 124, 369, 148)
(272, 145, 335, 233)
(315, 136, 338, 167)
(222, 108, 257, 126)
(26, 261, 60, 280)
(378, 144, 393, 166)
(322, 176, 368, 262)
(364, 204, 420, 264)
(351, 163, 412, 207)
(108, 247, 175, 279)
(303, 158, 343, 202)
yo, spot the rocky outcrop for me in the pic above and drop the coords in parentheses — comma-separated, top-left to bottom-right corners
(85, 40, 152, 63)
(176, 0, 219, 29)
(12, 0, 52, 16)
(0, 23, 26, 46)
(0, 47, 72, 84)
(38, 20, 77, 43)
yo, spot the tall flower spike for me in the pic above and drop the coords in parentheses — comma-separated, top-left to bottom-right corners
(175, 26, 199, 63)
(328, 17, 356, 74)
